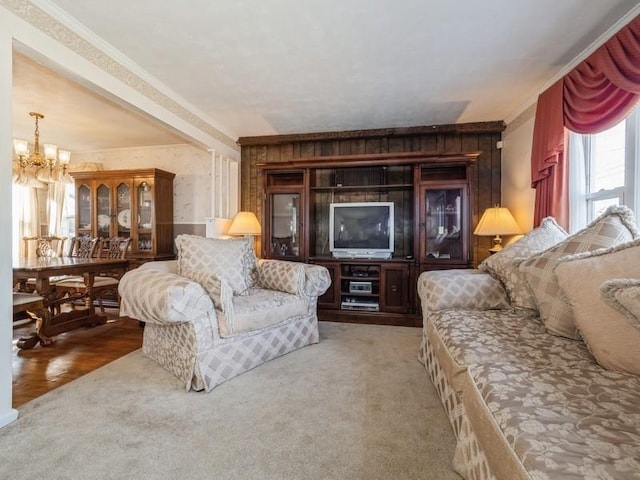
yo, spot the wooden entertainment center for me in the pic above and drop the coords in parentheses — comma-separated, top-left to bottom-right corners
(258, 151, 478, 326)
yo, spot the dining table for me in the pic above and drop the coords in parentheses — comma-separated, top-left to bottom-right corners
(12, 256, 129, 349)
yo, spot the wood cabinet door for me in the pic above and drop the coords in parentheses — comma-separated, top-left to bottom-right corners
(380, 263, 409, 314)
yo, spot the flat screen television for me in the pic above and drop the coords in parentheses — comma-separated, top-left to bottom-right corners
(329, 202, 394, 259)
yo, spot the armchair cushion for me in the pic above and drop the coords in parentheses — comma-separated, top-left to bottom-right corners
(175, 234, 257, 295)
(257, 259, 305, 294)
(217, 288, 308, 337)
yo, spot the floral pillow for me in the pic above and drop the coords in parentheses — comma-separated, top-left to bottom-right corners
(175, 234, 257, 295)
(478, 217, 567, 310)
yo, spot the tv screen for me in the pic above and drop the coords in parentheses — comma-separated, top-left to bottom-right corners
(329, 202, 394, 259)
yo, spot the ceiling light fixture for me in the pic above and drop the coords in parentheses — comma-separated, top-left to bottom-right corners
(12, 111, 72, 187)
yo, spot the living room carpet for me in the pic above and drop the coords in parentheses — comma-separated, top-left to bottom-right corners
(1, 321, 459, 480)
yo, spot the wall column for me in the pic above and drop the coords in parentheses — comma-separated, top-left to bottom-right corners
(0, 30, 18, 429)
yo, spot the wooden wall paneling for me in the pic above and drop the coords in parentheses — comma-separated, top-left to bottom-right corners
(476, 134, 497, 265)
(388, 136, 405, 152)
(365, 138, 382, 154)
(420, 135, 438, 152)
(280, 143, 294, 162)
(300, 141, 315, 157)
(444, 133, 463, 153)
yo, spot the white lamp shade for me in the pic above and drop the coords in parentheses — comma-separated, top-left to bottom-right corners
(227, 211, 262, 236)
(474, 207, 522, 236)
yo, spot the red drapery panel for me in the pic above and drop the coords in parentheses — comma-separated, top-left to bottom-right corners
(531, 80, 569, 228)
(531, 15, 640, 227)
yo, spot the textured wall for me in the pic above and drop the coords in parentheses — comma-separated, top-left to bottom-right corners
(72, 144, 211, 225)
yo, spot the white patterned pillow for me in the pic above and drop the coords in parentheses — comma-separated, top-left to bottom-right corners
(555, 239, 640, 374)
(257, 259, 305, 295)
(182, 269, 234, 315)
(520, 206, 639, 339)
(479, 217, 567, 310)
(600, 278, 640, 328)
(175, 235, 257, 295)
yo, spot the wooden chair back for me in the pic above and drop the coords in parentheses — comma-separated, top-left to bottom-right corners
(23, 235, 67, 259)
(67, 236, 101, 258)
(99, 237, 131, 259)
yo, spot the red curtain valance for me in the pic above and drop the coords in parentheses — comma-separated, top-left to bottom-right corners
(564, 17, 640, 133)
(531, 14, 640, 228)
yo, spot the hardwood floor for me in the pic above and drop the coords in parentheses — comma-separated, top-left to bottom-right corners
(12, 308, 143, 408)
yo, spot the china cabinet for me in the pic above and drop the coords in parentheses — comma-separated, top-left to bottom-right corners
(70, 168, 175, 266)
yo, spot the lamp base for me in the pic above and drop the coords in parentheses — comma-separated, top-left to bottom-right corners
(488, 235, 503, 254)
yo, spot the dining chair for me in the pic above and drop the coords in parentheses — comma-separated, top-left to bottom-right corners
(67, 236, 101, 258)
(23, 235, 67, 259)
(56, 237, 130, 312)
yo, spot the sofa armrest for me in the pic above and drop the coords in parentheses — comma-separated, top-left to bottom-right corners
(417, 269, 509, 312)
(118, 268, 215, 325)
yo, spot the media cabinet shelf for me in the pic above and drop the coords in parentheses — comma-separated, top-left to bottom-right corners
(259, 152, 477, 327)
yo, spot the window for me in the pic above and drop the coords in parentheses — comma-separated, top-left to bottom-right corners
(569, 106, 640, 232)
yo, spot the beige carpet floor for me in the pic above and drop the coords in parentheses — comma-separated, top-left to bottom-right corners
(1, 321, 459, 480)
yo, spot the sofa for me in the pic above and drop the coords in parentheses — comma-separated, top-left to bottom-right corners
(118, 235, 330, 392)
(418, 206, 640, 480)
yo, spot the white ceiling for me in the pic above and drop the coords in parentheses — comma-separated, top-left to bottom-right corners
(11, 0, 640, 152)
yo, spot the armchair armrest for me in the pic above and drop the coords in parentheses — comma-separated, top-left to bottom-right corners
(256, 259, 330, 298)
(417, 269, 509, 312)
(137, 260, 178, 274)
(301, 263, 331, 298)
(118, 268, 214, 325)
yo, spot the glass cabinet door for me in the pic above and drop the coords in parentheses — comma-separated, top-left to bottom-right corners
(77, 184, 92, 235)
(96, 183, 112, 238)
(116, 182, 132, 240)
(424, 187, 465, 262)
(137, 181, 153, 252)
(268, 192, 301, 258)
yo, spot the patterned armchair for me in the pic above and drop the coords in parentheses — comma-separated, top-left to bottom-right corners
(118, 235, 330, 392)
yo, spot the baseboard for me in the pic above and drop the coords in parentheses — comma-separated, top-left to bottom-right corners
(0, 408, 18, 429)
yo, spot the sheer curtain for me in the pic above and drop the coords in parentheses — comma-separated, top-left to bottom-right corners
(12, 184, 40, 262)
(568, 132, 588, 233)
(47, 181, 67, 236)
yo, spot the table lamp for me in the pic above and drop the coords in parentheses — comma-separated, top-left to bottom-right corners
(474, 206, 522, 253)
(227, 211, 262, 254)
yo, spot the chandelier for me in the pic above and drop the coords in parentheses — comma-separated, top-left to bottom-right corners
(12, 111, 72, 187)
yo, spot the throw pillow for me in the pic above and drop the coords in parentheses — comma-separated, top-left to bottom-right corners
(478, 217, 567, 310)
(600, 278, 640, 328)
(555, 238, 640, 374)
(257, 259, 305, 295)
(175, 235, 256, 295)
(182, 269, 234, 315)
(520, 205, 639, 339)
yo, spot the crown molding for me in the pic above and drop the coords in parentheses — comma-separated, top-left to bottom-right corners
(3, 0, 239, 151)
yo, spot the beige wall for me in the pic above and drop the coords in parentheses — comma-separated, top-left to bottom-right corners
(72, 144, 212, 225)
(502, 104, 537, 233)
